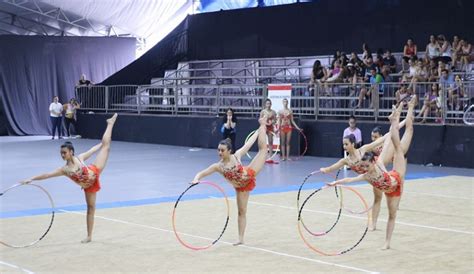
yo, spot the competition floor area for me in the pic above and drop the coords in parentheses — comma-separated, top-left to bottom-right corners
(1, 137, 473, 273)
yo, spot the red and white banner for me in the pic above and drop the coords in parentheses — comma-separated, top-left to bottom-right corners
(267, 84, 292, 113)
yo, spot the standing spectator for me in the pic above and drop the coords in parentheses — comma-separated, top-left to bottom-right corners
(221, 108, 237, 151)
(63, 98, 81, 138)
(402, 38, 418, 71)
(343, 115, 362, 148)
(382, 49, 397, 73)
(49, 96, 63, 139)
(77, 74, 93, 86)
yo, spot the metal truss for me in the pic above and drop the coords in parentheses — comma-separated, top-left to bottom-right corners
(0, 0, 145, 49)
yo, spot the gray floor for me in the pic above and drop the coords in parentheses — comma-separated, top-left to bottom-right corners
(1, 136, 473, 212)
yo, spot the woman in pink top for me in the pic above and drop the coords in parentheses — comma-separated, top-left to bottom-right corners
(20, 114, 118, 243)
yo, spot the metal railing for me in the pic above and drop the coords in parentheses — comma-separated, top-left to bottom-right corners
(76, 81, 474, 125)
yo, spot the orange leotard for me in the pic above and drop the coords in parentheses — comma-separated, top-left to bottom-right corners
(64, 158, 101, 193)
(367, 168, 402, 197)
(221, 156, 256, 192)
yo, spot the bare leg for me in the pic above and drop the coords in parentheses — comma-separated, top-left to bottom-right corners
(233, 190, 250, 246)
(93, 113, 117, 171)
(279, 131, 287, 160)
(81, 192, 97, 243)
(382, 195, 400, 250)
(400, 96, 416, 155)
(356, 88, 367, 108)
(370, 187, 383, 231)
(267, 132, 273, 159)
(248, 123, 268, 174)
(286, 131, 292, 160)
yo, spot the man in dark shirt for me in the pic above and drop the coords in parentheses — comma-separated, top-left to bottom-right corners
(382, 49, 397, 73)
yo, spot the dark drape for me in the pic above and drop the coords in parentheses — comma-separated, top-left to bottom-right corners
(101, 0, 473, 85)
(0, 36, 135, 135)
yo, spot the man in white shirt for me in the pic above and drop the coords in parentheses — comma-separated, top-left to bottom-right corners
(342, 115, 362, 148)
(49, 96, 63, 139)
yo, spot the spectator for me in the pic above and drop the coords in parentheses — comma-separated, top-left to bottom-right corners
(221, 108, 237, 151)
(449, 75, 466, 111)
(63, 98, 81, 138)
(331, 51, 342, 69)
(356, 67, 384, 109)
(339, 52, 349, 66)
(362, 43, 372, 62)
(49, 96, 63, 139)
(309, 60, 327, 90)
(458, 38, 473, 71)
(425, 35, 440, 63)
(77, 74, 93, 87)
(427, 59, 439, 82)
(382, 49, 397, 73)
(417, 83, 442, 123)
(343, 115, 362, 148)
(402, 38, 418, 71)
(395, 83, 413, 107)
(434, 34, 452, 65)
(349, 52, 364, 68)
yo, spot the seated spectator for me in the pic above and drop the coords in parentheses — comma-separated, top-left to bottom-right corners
(349, 52, 364, 68)
(356, 67, 384, 109)
(325, 60, 343, 83)
(361, 43, 372, 62)
(458, 38, 473, 71)
(427, 59, 439, 82)
(449, 75, 466, 111)
(381, 65, 393, 82)
(77, 74, 93, 86)
(339, 52, 349, 66)
(402, 38, 418, 71)
(331, 51, 342, 69)
(374, 52, 384, 70)
(343, 115, 362, 148)
(401, 58, 417, 82)
(425, 35, 440, 63)
(309, 60, 327, 91)
(417, 83, 442, 123)
(382, 49, 397, 73)
(434, 34, 452, 65)
(395, 83, 414, 107)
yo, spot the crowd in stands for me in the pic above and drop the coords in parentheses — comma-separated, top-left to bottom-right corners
(309, 34, 473, 123)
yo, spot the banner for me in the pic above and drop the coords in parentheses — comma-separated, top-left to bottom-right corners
(266, 84, 292, 152)
(267, 84, 292, 113)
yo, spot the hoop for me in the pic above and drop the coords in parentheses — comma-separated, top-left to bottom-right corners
(290, 128, 308, 160)
(0, 183, 55, 248)
(338, 187, 373, 215)
(172, 181, 230, 250)
(463, 104, 474, 126)
(297, 185, 369, 256)
(244, 130, 279, 160)
(296, 170, 341, 236)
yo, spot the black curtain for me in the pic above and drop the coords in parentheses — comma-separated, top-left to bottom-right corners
(0, 36, 135, 135)
(101, 0, 473, 85)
